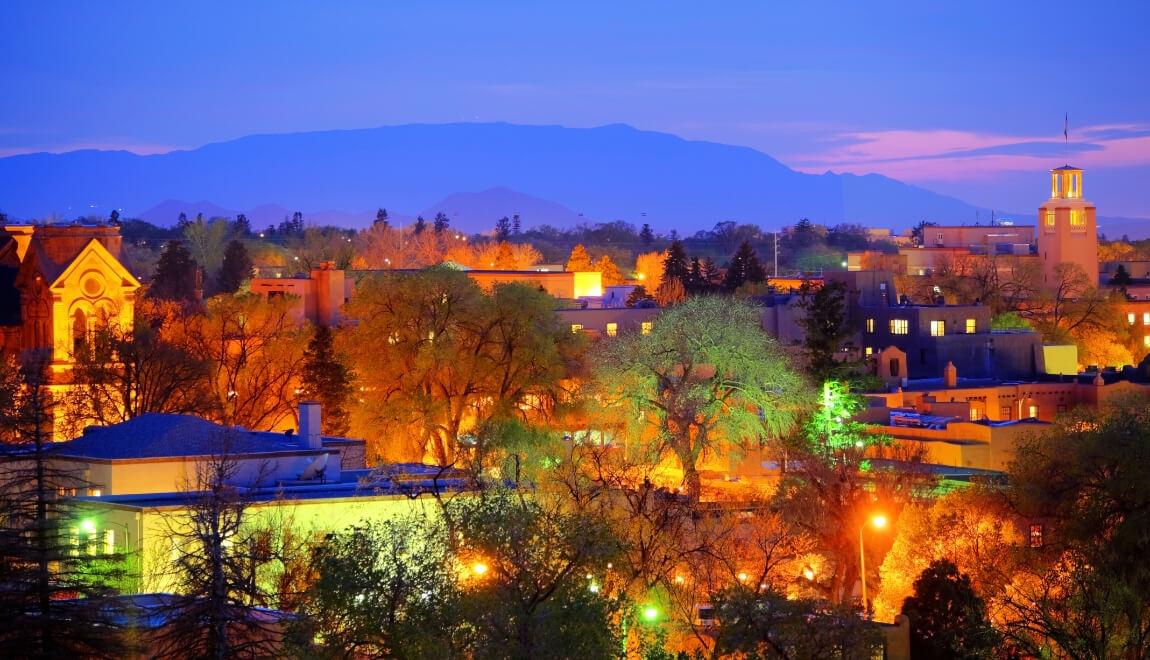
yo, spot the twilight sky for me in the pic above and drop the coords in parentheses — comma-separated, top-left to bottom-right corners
(3, 1, 1149, 217)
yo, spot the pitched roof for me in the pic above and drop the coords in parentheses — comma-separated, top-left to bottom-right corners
(54, 413, 322, 460)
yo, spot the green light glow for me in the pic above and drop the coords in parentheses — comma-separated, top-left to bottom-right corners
(80, 519, 97, 534)
(642, 605, 658, 621)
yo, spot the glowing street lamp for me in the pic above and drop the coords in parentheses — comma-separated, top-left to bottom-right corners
(642, 605, 659, 622)
(859, 513, 889, 616)
(471, 561, 489, 577)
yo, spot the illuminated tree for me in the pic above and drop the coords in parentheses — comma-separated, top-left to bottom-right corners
(901, 560, 998, 660)
(997, 399, 1150, 657)
(595, 254, 625, 286)
(341, 268, 579, 464)
(593, 296, 806, 501)
(183, 215, 232, 285)
(713, 588, 881, 658)
(287, 225, 355, 271)
(566, 243, 594, 272)
(63, 300, 212, 435)
(775, 381, 933, 605)
(184, 294, 309, 430)
(634, 251, 667, 292)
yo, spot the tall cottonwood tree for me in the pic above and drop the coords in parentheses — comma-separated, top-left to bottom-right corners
(341, 268, 580, 465)
(0, 351, 127, 658)
(593, 297, 806, 501)
(184, 294, 309, 430)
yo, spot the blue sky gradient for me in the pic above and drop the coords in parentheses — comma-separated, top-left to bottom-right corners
(2, 1, 1148, 216)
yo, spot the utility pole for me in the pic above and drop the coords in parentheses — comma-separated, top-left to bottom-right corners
(773, 231, 779, 278)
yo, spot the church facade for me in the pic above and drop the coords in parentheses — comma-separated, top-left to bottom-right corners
(0, 223, 140, 372)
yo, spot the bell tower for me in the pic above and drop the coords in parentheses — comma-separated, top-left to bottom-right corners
(1036, 165, 1098, 288)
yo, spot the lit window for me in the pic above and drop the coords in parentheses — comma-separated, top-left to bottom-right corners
(1070, 209, 1085, 230)
(1144, 336, 1150, 347)
(570, 324, 583, 334)
(969, 408, 980, 421)
(1130, 313, 1137, 325)
(1000, 406, 1011, 419)
(930, 320, 945, 337)
(866, 318, 875, 333)
(865, 347, 873, 356)
(965, 318, 976, 334)
(641, 321, 653, 336)
(1143, 313, 1149, 326)
(1044, 210, 1056, 228)
(890, 319, 909, 335)
(1028, 405, 1038, 419)
(1029, 524, 1044, 548)
(606, 322, 618, 337)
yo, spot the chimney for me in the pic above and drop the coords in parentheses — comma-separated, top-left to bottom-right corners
(298, 401, 322, 449)
(943, 361, 957, 388)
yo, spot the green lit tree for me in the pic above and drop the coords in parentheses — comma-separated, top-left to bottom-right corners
(593, 297, 807, 501)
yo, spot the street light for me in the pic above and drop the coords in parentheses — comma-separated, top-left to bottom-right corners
(859, 513, 888, 617)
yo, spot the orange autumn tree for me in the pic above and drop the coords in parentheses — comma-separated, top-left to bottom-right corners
(340, 267, 580, 465)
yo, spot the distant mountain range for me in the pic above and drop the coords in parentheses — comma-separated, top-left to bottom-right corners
(0, 122, 1139, 234)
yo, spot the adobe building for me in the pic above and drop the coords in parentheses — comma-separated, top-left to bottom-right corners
(0, 223, 140, 370)
(250, 263, 603, 327)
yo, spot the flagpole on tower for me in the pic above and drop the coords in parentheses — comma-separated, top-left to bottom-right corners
(1064, 113, 1069, 164)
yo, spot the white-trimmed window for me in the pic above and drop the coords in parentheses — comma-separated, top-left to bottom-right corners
(930, 320, 945, 337)
(890, 319, 909, 335)
(965, 318, 976, 334)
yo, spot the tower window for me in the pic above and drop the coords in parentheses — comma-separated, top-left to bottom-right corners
(1070, 209, 1085, 231)
(1044, 210, 1056, 231)
(890, 319, 909, 335)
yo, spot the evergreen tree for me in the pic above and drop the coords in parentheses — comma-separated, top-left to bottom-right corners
(640, 223, 655, 245)
(723, 241, 766, 291)
(300, 326, 353, 436)
(150, 240, 200, 302)
(177, 212, 189, 228)
(901, 560, 998, 659)
(0, 352, 127, 657)
(1110, 264, 1133, 287)
(625, 285, 653, 308)
(413, 215, 428, 234)
(594, 255, 625, 286)
(233, 213, 251, 237)
(217, 240, 254, 294)
(661, 240, 690, 289)
(511, 214, 522, 235)
(494, 216, 512, 242)
(702, 256, 721, 287)
(433, 212, 450, 234)
(109, 208, 120, 224)
(374, 208, 390, 229)
(795, 280, 853, 381)
(566, 244, 594, 272)
(687, 257, 706, 294)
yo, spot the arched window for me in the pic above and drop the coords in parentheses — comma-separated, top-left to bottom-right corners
(72, 308, 88, 351)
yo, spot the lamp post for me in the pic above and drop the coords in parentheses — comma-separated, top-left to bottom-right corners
(859, 513, 888, 617)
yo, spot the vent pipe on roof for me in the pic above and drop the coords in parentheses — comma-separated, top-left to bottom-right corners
(298, 401, 322, 449)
